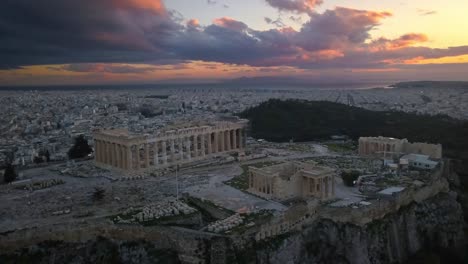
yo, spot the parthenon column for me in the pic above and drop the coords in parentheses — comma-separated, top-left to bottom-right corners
(114, 143, 120, 168)
(179, 138, 184, 162)
(153, 142, 159, 166)
(126, 146, 132, 170)
(185, 139, 191, 161)
(95, 140, 100, 163)
(239, 129, 244, 149)
(120, 145, 125, 169)
(103, 141, 108, 163)
(232, 130, 237, 149)
(110, 143, 115, 167)
(100, 141, 104, 164)
(332, 176, 335, 196)
(144, 143, 150, 168)
(193, 135, 198, 158)
(226, 130, 231, 151)
(207, 133, 212, 155)
(104, 141, 110, 165)
(220, 131, 225, 152)
(170, 139, 175, 163)
(111, 143, 116, 167)
(213, 132, 218, 153)
(116, 144, 122, 169)
(135, 144, 141, 170)
(200, 134, 205, 157)
(162, 141, 167, 165)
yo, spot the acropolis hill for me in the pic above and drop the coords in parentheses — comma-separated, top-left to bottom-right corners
(1, 97, 466, 264)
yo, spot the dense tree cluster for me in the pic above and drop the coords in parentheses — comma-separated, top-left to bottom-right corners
(3, 163, 17, 183)
(68, 135, 93, 159)
(240, 99, 468, 160)
(341, 170, 361, 187)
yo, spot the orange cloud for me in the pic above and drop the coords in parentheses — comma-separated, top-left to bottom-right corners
(187, 19, 200, 28)
(370, 33, 429, 52)
(213, 17, 247, 31)
(113, 0, 165, 13)
(389, 34, 429, 49)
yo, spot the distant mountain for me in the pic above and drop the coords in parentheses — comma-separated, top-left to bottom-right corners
(393, 81, 468, 89)
(224, 76, 309, 85)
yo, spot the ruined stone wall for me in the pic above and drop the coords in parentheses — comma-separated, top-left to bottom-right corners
(254, 192, 465, 264)
(403, 142, 443, 159)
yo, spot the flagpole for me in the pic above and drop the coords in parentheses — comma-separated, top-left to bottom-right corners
(176, 164, 179, 200)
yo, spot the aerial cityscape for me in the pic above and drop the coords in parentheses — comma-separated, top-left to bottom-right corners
(1, 0, 468, 264)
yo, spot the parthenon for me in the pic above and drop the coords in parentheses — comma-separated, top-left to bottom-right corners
(93, 119, 248, 171)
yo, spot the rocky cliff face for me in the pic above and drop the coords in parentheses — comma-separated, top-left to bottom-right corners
(1, 194, 464, 264)
(0, 238, 181, 264)
(254, 193, 465, 264)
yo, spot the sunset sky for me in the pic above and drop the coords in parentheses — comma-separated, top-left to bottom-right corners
(1, 0, 468, 86)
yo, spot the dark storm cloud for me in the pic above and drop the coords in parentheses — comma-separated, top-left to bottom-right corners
(1, 0, 468, 71)
(0, 0, 178, 68)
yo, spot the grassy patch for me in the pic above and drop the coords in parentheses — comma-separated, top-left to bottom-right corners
(140, 211, 198, 227)
(324, 142, 357, 153)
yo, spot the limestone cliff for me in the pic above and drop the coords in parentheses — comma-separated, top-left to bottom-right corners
(1, 194, 465, 264)
(250, 193, 465, 264)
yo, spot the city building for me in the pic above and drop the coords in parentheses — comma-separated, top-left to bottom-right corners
(93, 119, 248, 171)
(358, 136, 442, 159)
(247, 161, 335, 201)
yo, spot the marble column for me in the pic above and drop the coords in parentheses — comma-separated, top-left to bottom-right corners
(104, 141, 110, 165)
(95, 140, 100, 162)
(121, 146, 126, 170)
(110, 143, 115, 167)
(185, 139, 191, 161)
(110, 142, 115, 165)
(179, 138, 184, 162)
(153, 142, 159, 166)
(144, 143, 150, 168)
(239, 129, 244, 149)
(220, 131, 225, 152)
(127, 146, 132, 170)
(170, 139, 175, 163)
(162, 141, 167, 164)
(207, 133, 212, 155)
(232, 130, 237, 149)
(332, 176, 335, 196)
(100, 141, 105, 163)
(193, 135, 198, 158)
(200, 134, 205, 157)
(226, 130, 231, 151)
(116, 144, 122, 168)
(114, 143, 119, 168)
(213, 132, 218, 153)
(135, 144, 141, 170)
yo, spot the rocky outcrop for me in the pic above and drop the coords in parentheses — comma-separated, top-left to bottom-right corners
(0, 238, 181, 264)
(1, 190, 464, 263)
(252, 193, 465, 264)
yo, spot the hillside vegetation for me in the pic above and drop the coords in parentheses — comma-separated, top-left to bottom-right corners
(239, 99, 468, 159)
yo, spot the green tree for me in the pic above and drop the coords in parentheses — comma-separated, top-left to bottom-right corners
(45, 150, 51, 162)
(341, 170, 360, 187)
(3, 163, 17, 183)
(68, 135, 93, 159)
(92, 187, 105, 202)
(33, 156, 44, 164)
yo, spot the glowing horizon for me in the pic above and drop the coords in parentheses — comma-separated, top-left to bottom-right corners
(1, 0, 468, 86)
